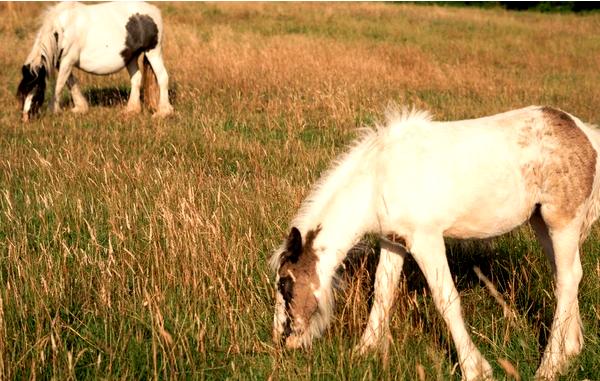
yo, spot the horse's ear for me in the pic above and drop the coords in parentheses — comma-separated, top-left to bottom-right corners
(21, 64, 30, 76)
(284, 227, 302, 263)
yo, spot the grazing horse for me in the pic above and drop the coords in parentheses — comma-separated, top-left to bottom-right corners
(271, 106, 600, 380)
(17, 2, 173, 121)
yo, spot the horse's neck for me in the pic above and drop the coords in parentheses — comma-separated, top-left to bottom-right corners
(304, 203, 372, 297)
(26, 6, 66, 70)
(297, 144, 377, 277)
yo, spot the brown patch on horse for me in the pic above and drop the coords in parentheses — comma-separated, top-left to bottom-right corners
(516, 118, 536, 148)
(518, 118, 544, 205)
(386, 234, 407, 247)
(540, 107, 597, 227)
(520, 162, 541, 185)
(278, 227, 321, 330)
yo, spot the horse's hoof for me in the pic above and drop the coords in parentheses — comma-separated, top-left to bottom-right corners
(71, 106, 88, 114)
(122, 107, 141, 115)
(152, 109, 173, 118)
(534, 368, 557, 381)
(535, 358, 566, 381)
(50, 102, 62, 114)
(461, 356, 494, 381)
(352, 343, 372, 356)
(120, 109, 140, 118)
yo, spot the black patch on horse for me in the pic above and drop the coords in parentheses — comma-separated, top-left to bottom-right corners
(120, 13, 158, 65)
(56, 49, 64, 70)
(17, 64, 46, 116)
(278, 276, 294, 309)
(278, 275, 294, 342)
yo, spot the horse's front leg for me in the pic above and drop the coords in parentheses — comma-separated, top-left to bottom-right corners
(355, 238, 406, 355)
(67, 74, 88, 113)
(410, 232, 493, 381)
(51, 60, 75, 114)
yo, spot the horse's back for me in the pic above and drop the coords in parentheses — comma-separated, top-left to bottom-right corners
(60, 1, 164, 74)
(66, 2, 163, 30)
(82, 2, 162, 19)
(375, 106, 599, 238)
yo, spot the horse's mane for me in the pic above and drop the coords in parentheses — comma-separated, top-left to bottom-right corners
(24, 2, 81, 75)
(378, 104, 433, 139)
(292, 106, 432, 232)
(270, 106, 432, 271)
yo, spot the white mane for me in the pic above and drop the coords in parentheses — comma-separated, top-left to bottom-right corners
(291, 106, 433, 237)
(269, 106, 432, 274)
(25, 2, 80, 75)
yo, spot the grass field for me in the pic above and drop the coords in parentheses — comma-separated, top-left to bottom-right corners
(0, 2, 599, 379)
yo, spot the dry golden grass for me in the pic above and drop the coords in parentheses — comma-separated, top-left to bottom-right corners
(0, 2, 599, 379)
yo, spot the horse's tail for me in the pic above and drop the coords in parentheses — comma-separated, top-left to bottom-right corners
(141, 55, 160, 112)
(579, 123, 600, 244)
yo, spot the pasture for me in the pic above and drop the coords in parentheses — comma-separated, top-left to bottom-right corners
(0, 2, 599, 379)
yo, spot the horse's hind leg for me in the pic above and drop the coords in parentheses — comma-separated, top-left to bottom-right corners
(534, 215, 583, 379)
(410, 232, 492, 381)
(144, 48, 173, 117)
(67, 74, 88, 113)
(125, 58, 142, 114)
(529, 208, 556, 274)
(356, 239, 406, 354)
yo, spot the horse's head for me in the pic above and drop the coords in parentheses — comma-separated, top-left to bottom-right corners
(273, 227, 327, 349)
(17, 64, 46, 122)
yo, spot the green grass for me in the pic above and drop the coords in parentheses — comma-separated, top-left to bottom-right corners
(0, 2, 599, 380)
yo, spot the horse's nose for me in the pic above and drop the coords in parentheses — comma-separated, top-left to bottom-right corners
(22, 112, 29, 122)
(284, 335, 303, 349)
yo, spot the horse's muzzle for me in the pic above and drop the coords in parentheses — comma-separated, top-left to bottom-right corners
(284, 334, 305, 349)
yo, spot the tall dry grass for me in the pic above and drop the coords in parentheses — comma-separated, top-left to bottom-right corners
(0, 2, 599, 379)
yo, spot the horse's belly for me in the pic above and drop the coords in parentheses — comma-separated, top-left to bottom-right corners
(78, 51, 125, 75)
(436, 175, 535, 239)
(443, 210, 530, 239)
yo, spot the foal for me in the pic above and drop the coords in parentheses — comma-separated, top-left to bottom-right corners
(271, 106, 600, 380)
(17, 2, 174, 121)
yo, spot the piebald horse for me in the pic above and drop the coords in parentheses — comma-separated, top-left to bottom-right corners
(271, 106, 600, 380)
(17, 2, 173, 121)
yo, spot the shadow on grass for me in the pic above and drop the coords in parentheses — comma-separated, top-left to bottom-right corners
(83, 86, 130, 107)
(83, 84, 178, 108)
(341, 237, 528, 302)
(341, 233, 553, 352)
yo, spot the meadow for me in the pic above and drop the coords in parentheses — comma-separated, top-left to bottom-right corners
(0, 2, 599, 379)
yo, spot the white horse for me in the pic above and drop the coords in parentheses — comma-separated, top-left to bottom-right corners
(17, 2, 173, 122)
(271, 106, 600, 380)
